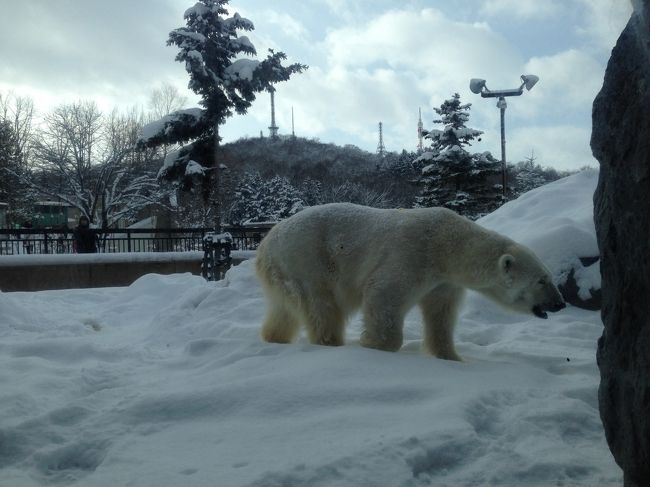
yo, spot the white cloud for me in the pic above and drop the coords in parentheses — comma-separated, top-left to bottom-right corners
(518, 49, 605, 119)
(574, 0, 633, 54)
(507, 125, 596, 169)
(262, 11, 309, 41)
(480, 0, 562, 19)
(322, 0, 365, 23)
(324, 8, 521, 76)
(0, 0, 189, 115)
(263, 8, 526, 152)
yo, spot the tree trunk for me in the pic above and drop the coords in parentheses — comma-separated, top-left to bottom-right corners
(101, 191, 107, 230)
(200, 123, 222, 230)
(212, 122, 221, 231)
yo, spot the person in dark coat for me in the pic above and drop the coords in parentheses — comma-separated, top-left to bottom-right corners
(73, 216, 97, 253)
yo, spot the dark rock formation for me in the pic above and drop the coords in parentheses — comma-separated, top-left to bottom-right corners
(592, 2, 650, 485)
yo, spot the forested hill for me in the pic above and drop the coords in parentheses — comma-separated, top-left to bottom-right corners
(219, 136, 387, 185)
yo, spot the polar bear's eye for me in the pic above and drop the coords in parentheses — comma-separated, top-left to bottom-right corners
(538, 278, 546, 285)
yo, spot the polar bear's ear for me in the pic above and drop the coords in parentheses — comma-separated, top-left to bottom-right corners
(498, 254, 515, 280)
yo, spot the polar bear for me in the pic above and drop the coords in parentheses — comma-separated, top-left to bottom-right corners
(255, 203, 565, 360)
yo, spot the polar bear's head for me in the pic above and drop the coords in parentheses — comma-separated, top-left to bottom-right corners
(481, 244, 566, 319)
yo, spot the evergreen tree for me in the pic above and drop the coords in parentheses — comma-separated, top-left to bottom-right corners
(510, 152, 572, 197)
(138, 0, 306, 228)
(387, 149, 420, 180)
(299, 178, 324, 206)
(513, 152, 548, 195)
(264, 175, 304, 220)
(415, 93, 502, 219)
(227, 172, 263, 224)
(227, 172, 303, 224)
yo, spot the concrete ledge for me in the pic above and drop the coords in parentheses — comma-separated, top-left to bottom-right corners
(0, 251, 254, 291)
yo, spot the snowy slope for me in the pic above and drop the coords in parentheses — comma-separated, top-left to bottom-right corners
(0, 170, 621, 486)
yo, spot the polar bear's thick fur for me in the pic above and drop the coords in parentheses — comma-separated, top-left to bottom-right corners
(255, 203, 565, 360)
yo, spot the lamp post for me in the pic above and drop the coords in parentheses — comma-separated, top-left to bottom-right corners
(469, 74, 539, 196)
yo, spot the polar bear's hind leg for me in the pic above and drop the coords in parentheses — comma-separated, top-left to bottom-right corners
(303, 288, 346, 347)
(260, 293, 301, 344)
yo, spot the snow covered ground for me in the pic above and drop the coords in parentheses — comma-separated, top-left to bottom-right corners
(0, 169, 621, 486)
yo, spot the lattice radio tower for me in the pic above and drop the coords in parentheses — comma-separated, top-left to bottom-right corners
(377, 121, 386, 156)
(417, 107, 424, 153)
(268, 87, 279, 139)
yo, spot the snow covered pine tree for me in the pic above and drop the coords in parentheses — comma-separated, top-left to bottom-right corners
(415, 93, 502, 219)
(137, 0, 306, 229)
(227, 172, 303, 225)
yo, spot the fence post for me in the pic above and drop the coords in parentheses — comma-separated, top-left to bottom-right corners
(44, 232, 49, 254)
(127, 229, 132, 252)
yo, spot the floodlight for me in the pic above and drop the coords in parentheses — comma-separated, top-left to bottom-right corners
(521, 74, 539, 91)
(469, 78, 486, 94)
(468, 74, 539, 196)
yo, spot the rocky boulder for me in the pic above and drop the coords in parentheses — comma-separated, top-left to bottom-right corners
(592, 1, 650, 485)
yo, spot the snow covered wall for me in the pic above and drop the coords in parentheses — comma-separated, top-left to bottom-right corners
(0, 170, 619, 486)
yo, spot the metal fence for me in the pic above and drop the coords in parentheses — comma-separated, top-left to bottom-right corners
(0, 226, 272, 255)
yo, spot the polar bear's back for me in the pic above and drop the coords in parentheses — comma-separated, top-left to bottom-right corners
(256, 203, 388, 280)
(258, 203, 440, 266)
(255, 203, 469, 307)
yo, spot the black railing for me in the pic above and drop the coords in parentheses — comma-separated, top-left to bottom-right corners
(0, 226, 272, 255)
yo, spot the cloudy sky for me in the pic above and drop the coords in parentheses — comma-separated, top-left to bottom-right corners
(0, 0, 633, 170)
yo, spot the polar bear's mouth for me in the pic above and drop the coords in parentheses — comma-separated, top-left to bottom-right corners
(532, 301, 566, 319)
(532, 305, 548, 319)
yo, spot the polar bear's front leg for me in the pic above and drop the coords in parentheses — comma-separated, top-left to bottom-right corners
(360, 287, 406, 352)
(419, 284, 465, 361)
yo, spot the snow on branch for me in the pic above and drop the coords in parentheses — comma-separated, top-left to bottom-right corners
(222, 12, 254, 32)
(137, 108, 207, 147)
(224, 59, 260, 82)
(184, 160, 205, 176)
(155, 138, 214, 192)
